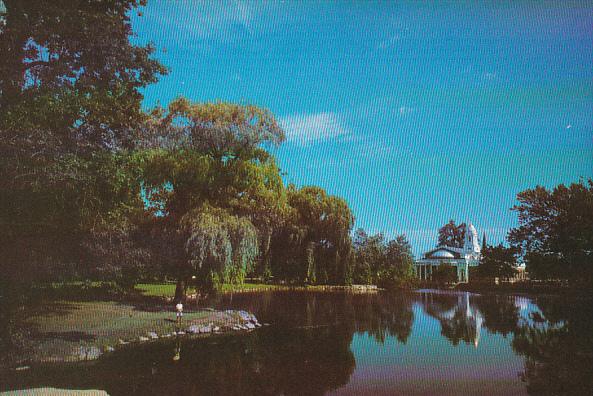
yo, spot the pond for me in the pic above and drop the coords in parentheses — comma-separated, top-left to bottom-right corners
(2, 290, 592, 395)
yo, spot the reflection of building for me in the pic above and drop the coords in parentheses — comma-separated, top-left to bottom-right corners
(415, 223, 481, 283)
(421, 291, 483, 347)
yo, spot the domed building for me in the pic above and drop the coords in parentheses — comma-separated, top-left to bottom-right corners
(415, 223, 482, 283)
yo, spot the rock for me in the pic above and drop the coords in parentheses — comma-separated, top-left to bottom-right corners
(255, 323, 262, 327)
(148, 332, 159, 339)
(213, 326, 220, 332)
(77, 346, 102, 360)
(138, 336, 150, 342)
(118, 339, 128, 345)
(104, 346, 115, 353)
(245, 322, 256, 329)
(177, 331, 186, 335)
(187, 325, 199, 334)
(0, 388, 109, 395)
(14, 366, 30, 371)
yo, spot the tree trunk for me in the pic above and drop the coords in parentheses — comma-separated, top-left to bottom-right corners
(0, 1, 28, 110)
(174, 279, 186, 303)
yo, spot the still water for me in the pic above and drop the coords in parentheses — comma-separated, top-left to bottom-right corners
(3, 290, 592, 395)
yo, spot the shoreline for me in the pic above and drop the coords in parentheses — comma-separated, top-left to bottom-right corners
(7, 302, 263, 369)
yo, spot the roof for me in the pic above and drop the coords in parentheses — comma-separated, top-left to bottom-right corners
(423, 246, 463, 259)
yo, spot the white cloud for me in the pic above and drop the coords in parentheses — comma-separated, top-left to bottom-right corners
(141, 0, 293, 46)
(280, 112, 351, 146)
(398, 106, 415, 116)
(377, 34, 401, 50)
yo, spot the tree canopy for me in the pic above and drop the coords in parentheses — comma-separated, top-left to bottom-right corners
(508, 179, 593, 285)
(437, 220, 466, 248)
(478, 244, 518, 280)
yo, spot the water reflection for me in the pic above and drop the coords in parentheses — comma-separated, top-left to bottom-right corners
(512, 296, 593, 395)
(420, 291, 484, 347)
(1, 291, 591, 395)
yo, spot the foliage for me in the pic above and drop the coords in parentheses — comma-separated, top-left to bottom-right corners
(0, 0, 166, 148)
(270, 186, 354, 285)
(0, 150, 145, 283)
(0, 0, 165, 289)
(351, 229, 415, 288)
(182, 206, 259, 288)
(478, 244, 518, 280)
(437, 220, 466, 248)
(508, 179, 593, 284)
(431, 263, 457, 285)
(512, 297, 593, 395)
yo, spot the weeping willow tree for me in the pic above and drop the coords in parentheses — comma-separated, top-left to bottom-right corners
(181, 206, 259, 293)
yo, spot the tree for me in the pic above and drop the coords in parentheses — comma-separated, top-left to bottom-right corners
(0, 0, 166, 291)
(182, 207, 259, 293)
(437, 220, 466, 248)
(352, 230, 386, 284)
(508, 179, 593, 285)
(478, 244, 518, 280)
(352, 230, 415, 288)
(379, 235, 415, 289)
(137, 98, 288, 298)
(0, 0, 166, 147)
(270, 186, 354, 285)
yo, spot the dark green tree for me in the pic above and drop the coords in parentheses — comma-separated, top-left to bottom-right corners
(0, 0, 166, 287)
(137, 98, 287, 298)
(478, 244, 518, 280)
(0, 0, 166, 146)
(437, 220, 466, 248)
(270, 186, 354, 285)
(431, 262, 457, 285)
(508, 179, 593, 285)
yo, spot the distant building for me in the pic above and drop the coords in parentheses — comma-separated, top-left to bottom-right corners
(415, 223, 482, 283)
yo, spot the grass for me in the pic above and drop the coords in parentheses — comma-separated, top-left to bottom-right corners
(135, 281, 288, 297)
(136, 281, 378, 296)
(20, 300, 246, 364)
(135, 282, 181, 297)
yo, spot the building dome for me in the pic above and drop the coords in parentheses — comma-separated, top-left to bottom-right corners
(429, 249, 455, 259)
(464, 223, 481, 254)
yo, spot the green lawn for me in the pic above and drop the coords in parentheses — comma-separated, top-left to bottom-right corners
(20, 300, 254, 364)
(135, 282, 181, 297)
(135, 282, 288, 297)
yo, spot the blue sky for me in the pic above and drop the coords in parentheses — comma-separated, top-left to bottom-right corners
(131, 1, 592, 255)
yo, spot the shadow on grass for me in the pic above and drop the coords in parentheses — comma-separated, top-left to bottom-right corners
(34, 330, 97, 342)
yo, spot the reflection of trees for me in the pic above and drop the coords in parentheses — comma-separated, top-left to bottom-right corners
(347, 293, 414, 344)
(512, 297, 593, 395)
(421, 292, 483, 347)
(1, 326, 355, 396)
(201, 291, 415, 345)
(473, 295, 520, 337)
(2, 291, 417, 395)
(420, 292, 522, 346)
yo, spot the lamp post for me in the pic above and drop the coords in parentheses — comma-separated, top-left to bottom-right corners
(175, 302, 183, 330)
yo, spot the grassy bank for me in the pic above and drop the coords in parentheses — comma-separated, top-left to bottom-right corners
(134, 282, 379, 297)
(14, 300, 258, 366)
(134, 282, 289, 298)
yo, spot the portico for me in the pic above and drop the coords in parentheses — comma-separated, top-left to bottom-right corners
(415, 223, 481, 283)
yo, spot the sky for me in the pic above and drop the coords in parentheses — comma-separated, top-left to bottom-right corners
(131, 1, 592, 255)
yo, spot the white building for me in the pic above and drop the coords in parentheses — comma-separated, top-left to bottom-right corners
(415, 223, 481, 283)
